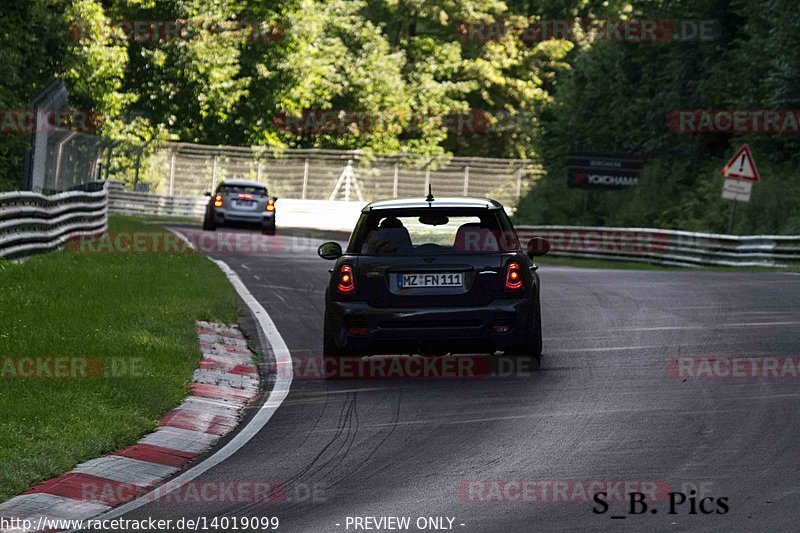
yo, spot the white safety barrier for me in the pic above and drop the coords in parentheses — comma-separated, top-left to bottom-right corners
(0, 182, 108, 260)
(107, 181, 206, 219)
(516, 225, 800, 268)
(105, 182, 800, 269)
(107, 181, 364, 232)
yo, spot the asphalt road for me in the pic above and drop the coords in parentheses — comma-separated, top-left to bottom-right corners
(117, 225, 800, 532)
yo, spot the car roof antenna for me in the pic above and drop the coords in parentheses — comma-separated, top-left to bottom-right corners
(425, 184, 434, 203)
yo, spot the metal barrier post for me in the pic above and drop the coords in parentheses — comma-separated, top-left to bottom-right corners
(168, 152, 176, 195)
(302, 158, 310, 199)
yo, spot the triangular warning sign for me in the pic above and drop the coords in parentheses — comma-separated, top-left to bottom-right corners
(723, 144, 760, 182)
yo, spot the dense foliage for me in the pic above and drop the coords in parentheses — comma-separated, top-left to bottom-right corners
(517, 0, 800, 234)
(1, 0, 797, 233)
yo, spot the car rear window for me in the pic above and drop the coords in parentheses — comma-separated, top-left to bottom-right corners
(222, 185, 268, 196)
(348, 209, 521, 255)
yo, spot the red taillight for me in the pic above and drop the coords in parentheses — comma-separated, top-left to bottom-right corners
(213, 194, 223, 207)
(266, 198, 275, 211)
(337, 264, 355, 294)
(504, 262, 523, 291)
(237, 193, 253, 200)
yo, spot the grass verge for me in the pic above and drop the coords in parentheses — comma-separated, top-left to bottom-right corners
(0, 216, 239, 502)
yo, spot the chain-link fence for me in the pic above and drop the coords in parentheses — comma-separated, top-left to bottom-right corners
(19, 80, 114, 193)
(40, 129, 111, 192)
(140, 143, 543, 206)
(26, 123, 544, 205)
(38, 133, 157, 194)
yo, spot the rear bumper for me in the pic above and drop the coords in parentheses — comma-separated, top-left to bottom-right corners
(327, 298, 535, 355)
(213, 209, 275, 225)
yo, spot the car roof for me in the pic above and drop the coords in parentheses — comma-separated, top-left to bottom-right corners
(363, 197, 503, 212)
(221, 179, 267, 188)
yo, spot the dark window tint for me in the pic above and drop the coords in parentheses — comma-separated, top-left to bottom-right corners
(224, 185, 268, 196)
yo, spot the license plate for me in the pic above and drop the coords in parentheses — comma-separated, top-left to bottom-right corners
(397, 272, 463, 288)
(232, 200, 256, 209)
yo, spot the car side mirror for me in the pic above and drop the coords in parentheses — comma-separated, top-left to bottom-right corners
(318, 242, 342, 260)
(203, 191, 212, 197)
(527, 237, 550, 259)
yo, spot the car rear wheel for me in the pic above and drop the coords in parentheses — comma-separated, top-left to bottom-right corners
(202, 211, 217, 231)
(506, 295, 543, 360)
(323, 324, 340, 356)
(323, 315, 344, 379)
(262, 221, 276, 235)
(322, 315, 363, 379)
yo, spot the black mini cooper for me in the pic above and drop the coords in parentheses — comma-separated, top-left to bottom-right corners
(317, 194, 550, 364)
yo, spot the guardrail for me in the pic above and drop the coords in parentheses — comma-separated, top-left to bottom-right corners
(107, 181, 364, 232)
(107, 181, 206, 219)
(515, 225, 800, 268)
(0, 182, 108, 260)
(106, 182, 800, 268)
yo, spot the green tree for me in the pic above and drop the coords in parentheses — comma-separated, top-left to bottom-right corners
(0, 0, 72, 190)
